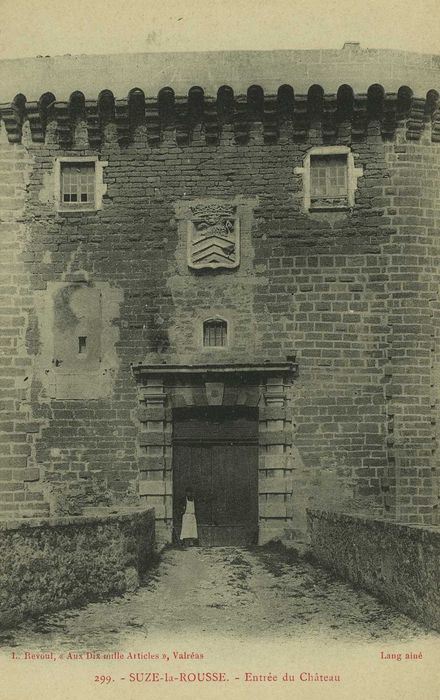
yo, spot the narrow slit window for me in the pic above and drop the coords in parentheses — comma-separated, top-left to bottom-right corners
(203, 319, 227, 347)
(78, 336, 87, 354)
(61, 163, 96, 208)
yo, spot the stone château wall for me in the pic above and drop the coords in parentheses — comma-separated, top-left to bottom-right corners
(0, 46, 439, 546)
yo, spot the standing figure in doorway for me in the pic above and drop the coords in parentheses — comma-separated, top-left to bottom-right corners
(180, 486, 198, 547)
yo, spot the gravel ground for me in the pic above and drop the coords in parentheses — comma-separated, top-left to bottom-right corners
(0, 545, 436, 652)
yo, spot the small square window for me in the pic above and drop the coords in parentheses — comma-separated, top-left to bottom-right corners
(310, 154, 348, 210)
(203, 320, 227, 347)
(60, 162, 96, 209)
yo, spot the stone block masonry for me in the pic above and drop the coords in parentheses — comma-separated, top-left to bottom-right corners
(307, 509, 440, 632)
(0, 127, 50, 519)
(0, 507, 155, 629)
(0, 46, 439, 546)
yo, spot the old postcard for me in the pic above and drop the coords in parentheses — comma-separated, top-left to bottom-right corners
(0, 1, 439, 698)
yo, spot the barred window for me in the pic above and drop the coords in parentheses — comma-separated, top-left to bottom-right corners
(310, 154, 348, 208)
(60, 162, 96, 208)
(203, 319, 227, 347)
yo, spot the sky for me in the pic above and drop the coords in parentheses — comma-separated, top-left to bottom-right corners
(0, 0, 439, 59)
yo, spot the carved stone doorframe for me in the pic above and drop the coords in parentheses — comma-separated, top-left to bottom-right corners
(131, 362, 297, 546)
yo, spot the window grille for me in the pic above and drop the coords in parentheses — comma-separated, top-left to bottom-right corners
(60, 162, 96, 208)
(203, 319, 227, 347)
(310, 154, 348, 208)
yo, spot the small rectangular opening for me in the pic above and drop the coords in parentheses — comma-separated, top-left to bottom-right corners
(203, 320, 227, 348)
(310, 153, 349, 210)
(60, 162, 96, 209)
(78, 336, 87, 354)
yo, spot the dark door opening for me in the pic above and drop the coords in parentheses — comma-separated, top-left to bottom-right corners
(173, 406, 259, 546)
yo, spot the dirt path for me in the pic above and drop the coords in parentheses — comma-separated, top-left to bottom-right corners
(0, 546, 436, 651)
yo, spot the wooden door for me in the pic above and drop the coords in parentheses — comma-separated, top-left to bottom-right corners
(173, 407, 258, 546)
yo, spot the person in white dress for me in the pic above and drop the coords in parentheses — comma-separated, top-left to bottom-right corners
(180, 486, 198, 547)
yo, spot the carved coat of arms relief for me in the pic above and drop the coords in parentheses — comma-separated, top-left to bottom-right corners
(187, 203, 240, 269)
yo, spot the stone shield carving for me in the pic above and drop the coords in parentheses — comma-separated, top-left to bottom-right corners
(187, 203, 240, 269)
